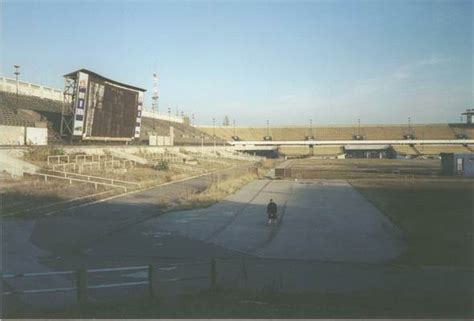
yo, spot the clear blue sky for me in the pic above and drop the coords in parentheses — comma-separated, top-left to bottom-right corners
(1, 0, 472, 125)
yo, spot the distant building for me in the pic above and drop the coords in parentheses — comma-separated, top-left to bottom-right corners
(343, 145, 395, 159)
(441, 153, 474, 177)
(462, 109, 474, 124)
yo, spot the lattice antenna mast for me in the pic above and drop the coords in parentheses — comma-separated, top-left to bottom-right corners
(151, 73, 159, 113)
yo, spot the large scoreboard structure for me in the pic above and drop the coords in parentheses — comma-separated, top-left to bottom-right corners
(61, 69, 145, 141)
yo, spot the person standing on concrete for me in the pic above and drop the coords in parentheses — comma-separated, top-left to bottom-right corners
(267, 199, 278, 225)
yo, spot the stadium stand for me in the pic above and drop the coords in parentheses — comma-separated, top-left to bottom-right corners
(0, 91, 62, 114)
(0, 105, 34, 127)
(0, 91, 63, 142)
(449, 124, 473, 139)
(415, 145, 471, 155)
(392, 145, 419, 156)
(279, 146, 343, 156)
(313, 146, 344, 156)
(200, 123, 474, 141)
(135, 114, 223, 145)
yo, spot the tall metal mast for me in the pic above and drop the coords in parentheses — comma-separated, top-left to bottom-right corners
(150, 73, 159, 132)
(151, 73, 159, 113)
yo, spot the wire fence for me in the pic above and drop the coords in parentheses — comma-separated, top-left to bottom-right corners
(2, 260, 215, 303)
(2, 256, 473, 313)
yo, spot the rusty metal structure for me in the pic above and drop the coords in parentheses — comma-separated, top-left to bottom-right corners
(60, 76, 77, 140)
(61, 69, 146, 142)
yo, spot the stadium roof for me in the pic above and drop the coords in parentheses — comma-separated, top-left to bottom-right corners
(63, 69, 146, 92)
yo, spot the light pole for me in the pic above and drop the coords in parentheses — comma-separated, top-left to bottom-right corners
(167, 107, 171, 132)
(201, 133, 204, 156)
(310, 119, 313, 137)
(357, 118, 361, 136)
(14, 65, 20, 102)
(213, 117, 216, 155)
(266, 120, 270, 137)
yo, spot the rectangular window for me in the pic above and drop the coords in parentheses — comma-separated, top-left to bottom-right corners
(75, 114, 84, 121)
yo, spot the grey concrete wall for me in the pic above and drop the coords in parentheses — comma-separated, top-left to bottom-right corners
(0, 125, 48, 146)
(25, 127, 48, 145)
(0, 77, 63, 101)
(0, 125, 25, 145)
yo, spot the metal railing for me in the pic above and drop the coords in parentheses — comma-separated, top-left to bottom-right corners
(43, 169, 141, 188)
(24, 172, 128, 192)
(2, 260, 216, 305)
(75, 154, 109, 163)
(47, 155, 70, 166)
(51, 159, 136, 173)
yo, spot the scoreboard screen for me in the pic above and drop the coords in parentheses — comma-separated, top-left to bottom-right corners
(71, 70, 143, 140)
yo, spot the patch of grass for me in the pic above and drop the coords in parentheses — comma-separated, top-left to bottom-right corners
(283, 158, 441, 179)
(24, 146, 65, 162)
(351, 179, 473, 267)
(10, 288, 472, 318)
(1, 178, 114, 218)
(174, 168, 259, 210)
(154, 160, 170, 171)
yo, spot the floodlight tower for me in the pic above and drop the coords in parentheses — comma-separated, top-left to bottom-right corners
(14, 65, 20, 102)
(167, 107, 171, 130)
(151, 73, 159, 113)
(151, 73, 159, 131)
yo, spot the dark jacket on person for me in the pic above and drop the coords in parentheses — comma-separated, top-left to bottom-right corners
(267, 201, 277, 217)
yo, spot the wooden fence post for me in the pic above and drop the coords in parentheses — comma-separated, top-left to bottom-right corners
(241, 259, 248, 288)
(148, 264, 156, 299)
(76, 268, 87, 306)
(210, 259, 217, 290)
